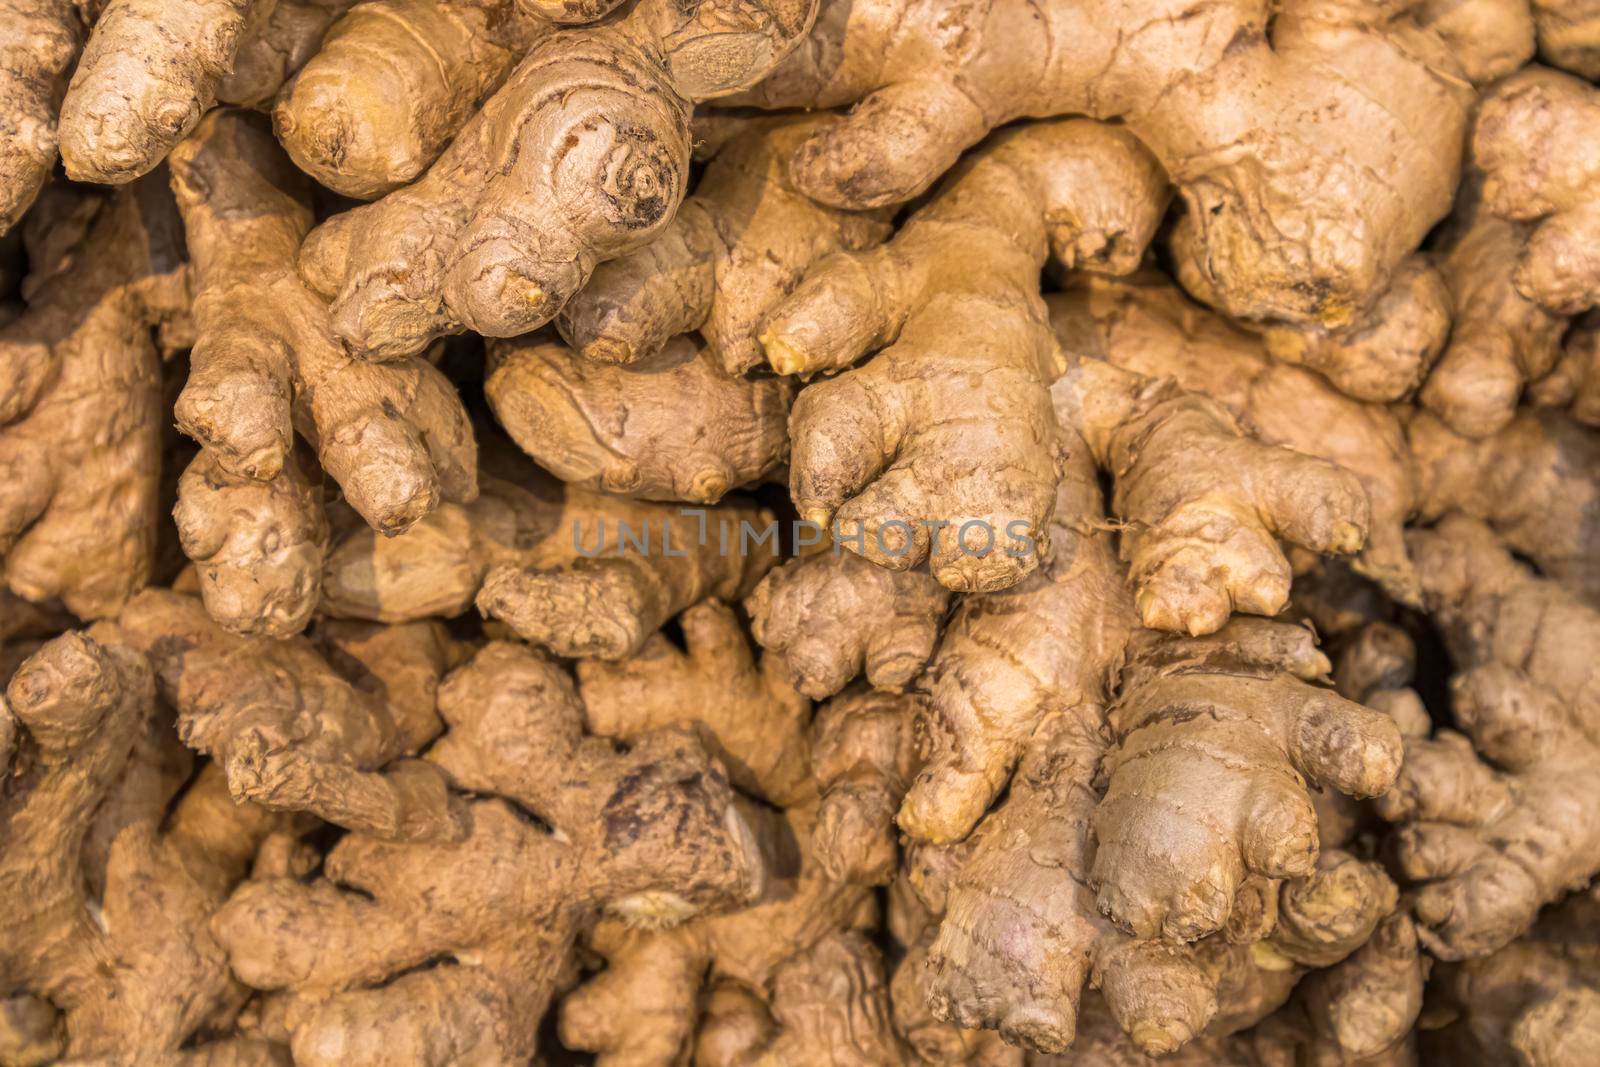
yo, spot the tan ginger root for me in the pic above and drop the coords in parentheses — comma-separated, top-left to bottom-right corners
(112, 587, 468, 843)
(1421, 174, 1569, 438)
(895, 431, 1135, 845)
(218, 0, 355, 107)
(1533, 0, 1600, 77)
(1376, 516, 1600, 959)
(1408, 409, 1600, 606)
(1093, 619, 1402, 943)
(1422, 885, 1600, 1066)
(577, 598, 814, 807)
(925, 682, 1400, 1054)
(556, 114, 893, 373)
(0, 0, 82, 232)
(1252, 256, 1453, 404)
(760, 118, 1170, 593)
(735, 0, 1469, 327)
(1049, 274, 1420, 604)
(1474, 66, 1600, 317)
(746, 549, 951, 700)
(272, 0, 548, 198)
(0, 632, 292, 1063)
(559, 801, 882, 1067)
(1530, 309, 1600, 426)
(168, 110, 476, 635)
(1060, 357, 1370, 638)
(1, 181, 187, 618)
(486, 331, 791, 503)
(295, 0, 818, 360)
(215, 639, 766, 1067)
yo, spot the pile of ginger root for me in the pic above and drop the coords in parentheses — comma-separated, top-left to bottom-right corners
(6, 0, 1600, 1059)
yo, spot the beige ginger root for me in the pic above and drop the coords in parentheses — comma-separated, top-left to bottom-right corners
(113, 587, 467, 843)
(760, 118, 1169, 593)
(1421, 174, 1568, 438)
(0, 0, 81, 232)
(0, 181, 187, 618)
(746, 549, 951, 700)
(1533, 0, 1600, 76)
(486, 331, 791, 503)
(1408, 409, 1600, 606)
(1474, 66, 1600, 316)
(556, 114, 893, 373)
(218, 0, 355, 107)
(168, 109, 476, 635)
(577, 598, 814, 807)
(1049, 274, 1420, 604)
(1529, 309, 1600, 426)
(215, 640, 766, 1066)
(0, 632, 292, 1063)
(1376, 515, 1600, 959)
(735, 0, 1470, 328)
(1093, 619, 1402, 943)
(295, 0, 819, 360)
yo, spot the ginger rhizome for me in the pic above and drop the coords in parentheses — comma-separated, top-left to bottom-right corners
(1, 181, 187, 618)
(485, 331, 791, 503)
(1378, 515, 1600, 959)
(294, 0, 819, 360)
(556, 114, 893, 373)
(168, 109, 476, 636)
(214, 639, 765, 1065)
(760, 118, 1169, 593)
(735, 0, 1470, 328)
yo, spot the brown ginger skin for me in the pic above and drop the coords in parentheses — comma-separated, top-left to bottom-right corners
(1474, 66, 1600, 316)
(114, 587, 467, 843)
(213, 640, 766, 1067)
(1049, 273, 1421, 605)
(1376, 516, 1600, 959)
(734, 0, 1469, 327)
(0, 181, 187, 618)
(295, 0, 819, 359)
(1422, 174, 1568, 439)
(1529, 309, 1600, 426)
(808, 684, 921, 886)
(1533, 0, 1600, 77)
(168, 110, 476, 635)
(895, 431, 1135, 846)
(0, 632, 291, 1062)
(1255, 256, 1453, 404)
(1093, 619, 1402, 944)
(271, 0, 552, 198)
(486, 331, 791, 504)
(745, 549, 951, 701)
(761, 118, 1170, 593)
(217, 0, 355, 107)
(1408, 408, 1600, 606)
(577, 598, 814, 807)
(57, 0, 261, 183)
(0, 0, 81, 232)
(556, 114, 893, 373)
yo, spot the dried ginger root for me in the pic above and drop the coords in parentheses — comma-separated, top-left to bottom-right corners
(556, 114, 893, 373)
(0, 631, 295, 1063)
(295, 0, 818, 360)
(168, 109, 476, 637)
(1376, 515, 1600, 959)
(734, 0, 1470, 328)
(759, 118, 1169, 593)
(1533, 0, 1600, 76)
(214, 639, 766, 1067)
(112, 587, 468, 842)
(1474, 66, 1600, 316)
(485, 331, 791, 503)
(0, 181, 187, 618)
